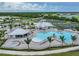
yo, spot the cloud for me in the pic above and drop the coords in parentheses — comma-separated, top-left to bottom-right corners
(0, 2, 48, 12)
(0, 2, 78, 12)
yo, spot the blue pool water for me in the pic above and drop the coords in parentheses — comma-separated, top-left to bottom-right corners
(32, 31, 73, 44)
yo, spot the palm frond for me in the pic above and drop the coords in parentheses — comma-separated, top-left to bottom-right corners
(24, 38, 32, 44)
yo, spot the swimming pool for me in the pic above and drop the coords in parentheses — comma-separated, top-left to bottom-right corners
(32, 31, 73, 44)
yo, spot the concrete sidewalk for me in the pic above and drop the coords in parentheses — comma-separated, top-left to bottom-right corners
(0, 46, 79, 56)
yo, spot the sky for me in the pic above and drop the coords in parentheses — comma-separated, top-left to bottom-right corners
(0, 2, 79, 12)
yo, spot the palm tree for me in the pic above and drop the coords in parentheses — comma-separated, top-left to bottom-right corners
(47, 36, 52, 48)
(22, 22, 26, 26)
(8, 18, 14, 30)
(71, 35, 77, 46)
(51, 34, 56, 41)
(53, 34, 56, 38)
(24, 38, 32, 50)
(8, 24, 12, 30)
(3, 19, 6, 23)
(60, 35, 65, 47)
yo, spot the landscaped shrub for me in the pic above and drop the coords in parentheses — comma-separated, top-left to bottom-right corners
(75, 27, 79, 31)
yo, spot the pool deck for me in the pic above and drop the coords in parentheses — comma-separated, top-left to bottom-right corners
(1, 37, 62, 49)
(2, 28, 79, 50)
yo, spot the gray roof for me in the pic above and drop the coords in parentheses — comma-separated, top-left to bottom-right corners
(35, 22, 53, 28)
(8, 28, 30, 35)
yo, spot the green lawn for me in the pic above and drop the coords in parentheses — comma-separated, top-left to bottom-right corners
(46, 51, 79, 56)
(0, 54, 17, 56)
(1, 51, 79, 56)
(74, 16, 79, 21)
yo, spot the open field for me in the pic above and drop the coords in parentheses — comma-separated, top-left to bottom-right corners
(0, 54, 16, 56)
(46, 51, 79, 56)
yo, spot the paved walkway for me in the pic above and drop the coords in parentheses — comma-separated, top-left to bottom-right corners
(0, 46, 79, 55)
